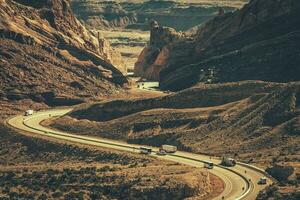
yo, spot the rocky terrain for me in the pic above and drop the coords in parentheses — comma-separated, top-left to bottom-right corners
(134, 20, 188, 78)
(0, 124, 223, 199)
(0, 0, 128, 107)
(48, 80, 300, 199)
(70, 0, 245, 72)
(1, 0, 299, 199)
(70, 0, 241, 31)
(135, 0, 300, 90)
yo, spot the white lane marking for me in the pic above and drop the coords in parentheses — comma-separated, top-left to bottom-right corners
(8, 109, 270, 200)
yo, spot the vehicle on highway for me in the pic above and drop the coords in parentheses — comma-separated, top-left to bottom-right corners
(156, 149, 167, 156)
(257, 177, 267, 185)
(221, 157, 236, 167)
(159, 145, 177, 153)
(24, 110, 34, 116)
(204, 161, 214, 169)
(139, 147, 152, 154)
(7, 109, 275, 200)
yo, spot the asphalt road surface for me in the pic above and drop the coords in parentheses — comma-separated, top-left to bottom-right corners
(7, 109, 273, 200)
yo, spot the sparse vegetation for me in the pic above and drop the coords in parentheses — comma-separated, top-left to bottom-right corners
(257, 162, 300, 199)
(0, 124, 223, 199)
(0, 165, 217, 199)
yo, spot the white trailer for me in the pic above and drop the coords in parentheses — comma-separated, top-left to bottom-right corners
(25, 110, 34, 116)
(160, 145, 177, 153)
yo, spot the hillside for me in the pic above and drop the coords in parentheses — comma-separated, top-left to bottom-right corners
(49, 81, 300, 164)
(134, 0, 300, 90)
(0, 124, 223, 199)
(47, 80, 300, 199)
(0, 0, 128, 106)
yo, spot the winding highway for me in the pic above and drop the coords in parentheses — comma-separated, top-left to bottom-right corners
(6, 108, 273, 200)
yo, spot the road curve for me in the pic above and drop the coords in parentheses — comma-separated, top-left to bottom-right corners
(6, 108, 273, 200)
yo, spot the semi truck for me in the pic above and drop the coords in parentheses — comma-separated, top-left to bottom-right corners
(220, 157, 236, 167)
(204, 161, 214, 169)
(24, 110, 34, 116)
(159, 145, 177, 153)
(257, 177, 267, 185)
(139, 147, 152, 154)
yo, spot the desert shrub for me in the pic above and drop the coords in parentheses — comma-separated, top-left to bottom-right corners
(8, 192, 18, 199)
(257, 184, 278, 200)
(98, 165, 111, 172)
(31, 184, 41, 191)
(296, 173, 300, 182)
(64, 191, 84, 200)
(266, 164, 294, 182)
(129, 162, 138, 168)
(257, 184, 300, 200)
(90, 191, 102, 200)
(38, 193, 48, 200)
(2, 186, 10, 193)
(52, 191, 63, 198)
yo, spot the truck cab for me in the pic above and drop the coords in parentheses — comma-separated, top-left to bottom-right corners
(24, 110, 34, 116)
(257, 177, 267, 185)
(204, 161, 214, 169)
(157, 150, 167, 156)
(139, 147, 152, 154)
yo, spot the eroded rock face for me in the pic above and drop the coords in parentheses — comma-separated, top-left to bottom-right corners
(134, 20, 186, 80)
(70, 0, 239, 31)
(136, 0, 300, 90)
(0, 0, 127, 103)
(1, 0, 127, 73)
(16, 0, 126, 74)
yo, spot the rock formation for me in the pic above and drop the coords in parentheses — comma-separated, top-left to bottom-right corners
(134, 20, 186, 80)
(135, 0, 300, 91)
(0, 0, 127, 105)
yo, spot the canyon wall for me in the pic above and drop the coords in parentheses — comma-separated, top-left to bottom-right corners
(135, 0, 300, 91)
(0, 0, 128, 105)
(70, 0, 238, 31)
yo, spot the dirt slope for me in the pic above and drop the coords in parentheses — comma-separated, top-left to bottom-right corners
(49, 81, 300, 165)
(0, 0, 128, 106)
(48, 81, 300, 200)
(0, 124, 223, 199)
